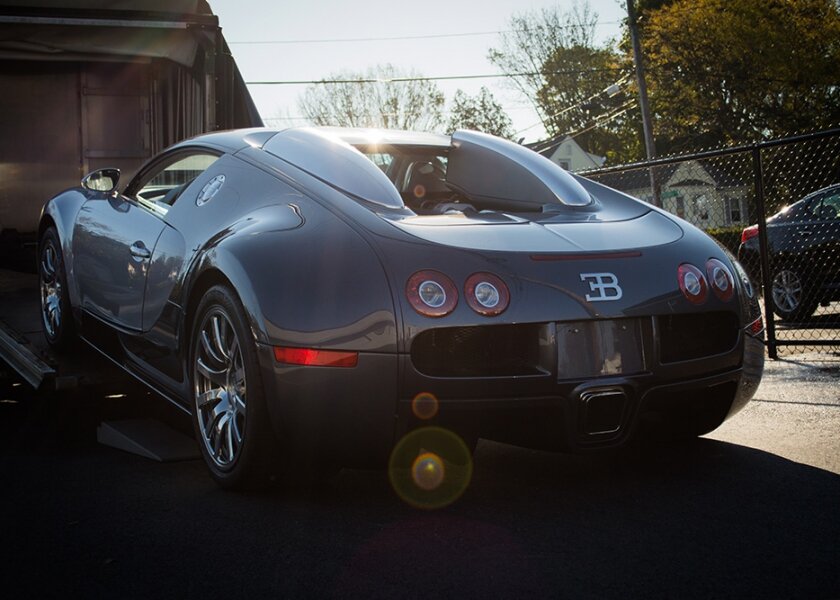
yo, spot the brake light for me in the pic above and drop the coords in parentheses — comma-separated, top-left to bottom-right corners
(741, 225, 758, 244)
(706, 258, 735, 302)
(406, 270, 458, 317)
(464, 272, 510, 316)
(273, 346, 358, 368)
(677, 263, 708, 304)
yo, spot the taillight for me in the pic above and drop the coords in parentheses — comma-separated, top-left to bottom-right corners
(406, 270, 458, 317)
(677, 263, 708, 304)
(273, 346, 358, 368)
(464, 272, 510, 316)
(706, 258, 735, 302)
(741, 225, 758, 244)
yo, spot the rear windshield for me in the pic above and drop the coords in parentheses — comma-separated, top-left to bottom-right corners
(355, 145, 450, 209)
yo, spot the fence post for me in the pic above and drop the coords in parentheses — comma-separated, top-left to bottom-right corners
(752, 147, 777, 359)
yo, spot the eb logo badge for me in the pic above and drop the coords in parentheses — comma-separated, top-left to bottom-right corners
(580, 272, 623, 302)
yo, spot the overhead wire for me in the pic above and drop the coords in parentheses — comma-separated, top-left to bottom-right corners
(228, 22, 623, 45)
(245, 67, 624, 86)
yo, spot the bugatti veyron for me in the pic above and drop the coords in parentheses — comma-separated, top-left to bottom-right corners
(39, 127, 765, 489)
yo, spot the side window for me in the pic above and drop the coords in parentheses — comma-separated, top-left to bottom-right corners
(818, 192, 840, 220)
(132, 152, 220, 215)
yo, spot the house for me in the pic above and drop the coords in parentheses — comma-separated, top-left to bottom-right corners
(585, 160, 751, 228)
(537, 136, 606, 172)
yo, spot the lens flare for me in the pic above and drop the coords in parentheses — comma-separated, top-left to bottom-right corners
(411, 392, 439, 420)
(412, 452, 445, 491)
(388, 427, 473, 510)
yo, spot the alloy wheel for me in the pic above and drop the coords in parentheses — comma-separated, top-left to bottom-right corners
(194, 309, 247, 469)
(771, 269, 803, 313)
(40, 240, 62, 339)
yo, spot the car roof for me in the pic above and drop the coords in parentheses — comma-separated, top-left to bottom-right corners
(173, 126, 452, 154)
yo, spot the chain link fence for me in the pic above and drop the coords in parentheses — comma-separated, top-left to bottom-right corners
(583, 129, 840, 358)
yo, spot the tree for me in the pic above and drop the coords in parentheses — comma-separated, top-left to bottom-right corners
(642, 0, 840, 151)
(298, 64, 444, 131)
(446, 87, 514, 139)
(488, 1, 642, 162)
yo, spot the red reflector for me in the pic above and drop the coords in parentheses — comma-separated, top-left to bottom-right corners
(273, 346, 358, 368)
(747, 316, 764, 336)
(741, 225, 759, 244)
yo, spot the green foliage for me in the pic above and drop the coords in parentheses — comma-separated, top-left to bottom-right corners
(704, 225, 745, 255)
(446, 87, 514, 139)
(298, 64, 444, 131)
(643, 0, 840, 152)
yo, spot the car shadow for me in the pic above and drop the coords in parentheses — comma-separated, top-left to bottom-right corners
(1, 384, 838, 599)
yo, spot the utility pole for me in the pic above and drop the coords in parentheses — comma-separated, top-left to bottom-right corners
(626, 0, 660, 206)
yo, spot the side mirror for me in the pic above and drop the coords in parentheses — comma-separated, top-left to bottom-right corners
(82, 168, 121, 193)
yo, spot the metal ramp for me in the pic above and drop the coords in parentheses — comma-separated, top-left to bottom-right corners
(97, 418, 199, 462)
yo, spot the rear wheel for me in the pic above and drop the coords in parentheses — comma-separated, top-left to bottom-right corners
(39, 226, 75, 349)
(771, 267, 817, 321)
(191, 285, 277, 489)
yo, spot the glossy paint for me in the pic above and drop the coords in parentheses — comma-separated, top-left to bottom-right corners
(41, 127, 764, 468)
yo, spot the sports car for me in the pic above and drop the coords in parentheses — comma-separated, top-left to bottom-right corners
(39, 127, 765, 489)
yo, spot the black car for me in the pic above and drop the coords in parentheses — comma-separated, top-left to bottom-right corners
(739, 184, 840, 320)
(40, 127, 764, 492)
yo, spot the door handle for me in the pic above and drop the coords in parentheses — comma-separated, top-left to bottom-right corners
(129, 242, 151, 260)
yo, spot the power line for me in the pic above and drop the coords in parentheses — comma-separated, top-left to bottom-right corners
(228, 22, 623, 45)
(514, 74, 632, 135)
(246, 67, 623, 86)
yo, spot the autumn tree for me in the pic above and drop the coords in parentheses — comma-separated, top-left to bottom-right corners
(446, 87, 514, 139)
(299, 64, 445, 131)
(642, 0, 840, 151)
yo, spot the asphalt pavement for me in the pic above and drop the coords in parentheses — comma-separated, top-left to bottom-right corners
(0, 352, 838, 599)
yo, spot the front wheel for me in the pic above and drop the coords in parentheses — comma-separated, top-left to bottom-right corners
(771, 267, 817, 321)
(191, 285, 277, 489)
(39, 226, 76, 350)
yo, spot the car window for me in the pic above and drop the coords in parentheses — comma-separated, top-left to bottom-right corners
(815, 192, 840, 220)
(132, 152, 220, 215)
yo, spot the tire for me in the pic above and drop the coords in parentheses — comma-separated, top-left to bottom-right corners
(770, 267, 817, 321)
(190, 285, 277, 490)
(39, 226, 76, 350)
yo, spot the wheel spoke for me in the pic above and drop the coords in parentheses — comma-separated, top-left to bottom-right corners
(231, 392, 246, 415)
(232, 416, 243, 445)
(197, 387, 225, 409)
(225, 417, 235, 461)
(196, 357, 226, 386)
(201, 330, 226, 366)
(212, 315, 229, 360)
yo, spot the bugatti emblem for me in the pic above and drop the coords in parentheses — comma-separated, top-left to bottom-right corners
(196, 174, 225, 206)
(580, 272, 623, 302)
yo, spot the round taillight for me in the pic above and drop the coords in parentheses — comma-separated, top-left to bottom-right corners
(677, 263, 708, 304)
(464, 272, 510, 316)
(706, 258, 734, 301)
(406, 270, 458, 317)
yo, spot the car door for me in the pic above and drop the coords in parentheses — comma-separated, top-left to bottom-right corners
(72, 191, 167, 331)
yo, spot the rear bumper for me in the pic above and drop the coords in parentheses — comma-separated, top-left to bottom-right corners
(256, 330, 764, 468)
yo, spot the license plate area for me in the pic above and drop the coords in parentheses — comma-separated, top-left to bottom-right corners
(557, 318, 645, 380)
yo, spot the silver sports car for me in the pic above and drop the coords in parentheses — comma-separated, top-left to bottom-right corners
(39, 127, 765, 491)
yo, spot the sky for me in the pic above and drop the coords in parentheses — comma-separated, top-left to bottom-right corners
(210, 0, 628, 143)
